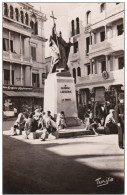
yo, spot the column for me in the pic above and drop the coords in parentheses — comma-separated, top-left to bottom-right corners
(21, 65, 23, 85)
(3, 69, 4, 84)
(10, 63, 12, 85)
(29, 38, 31, 57)
(90, 31, 92, 45)
(31, 67, 32, 86)
(106, 55, 108, 71)
(90, 59, 92, 74)
(9, 30, 10, 52)
(105, 25, 107, 39)
(20, 34, 22, 54)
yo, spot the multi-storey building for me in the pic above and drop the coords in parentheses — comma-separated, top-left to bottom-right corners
(68, 3, 124, 107)
(3, 3, 47, 115)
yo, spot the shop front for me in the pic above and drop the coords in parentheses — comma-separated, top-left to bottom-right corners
(3, 85, 44, 117)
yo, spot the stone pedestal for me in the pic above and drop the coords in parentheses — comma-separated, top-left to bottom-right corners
(44, 72, 81, 127)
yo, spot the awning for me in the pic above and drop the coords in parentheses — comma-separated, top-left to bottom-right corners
(3, 91, 43, 98)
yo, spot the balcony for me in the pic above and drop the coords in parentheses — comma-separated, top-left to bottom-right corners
(89, 40, 111, 58)
(3, 51, 32, 65)
(76, 69, 124, 88)
(89, 34, 124, 58)
(70, 51, 80, 62)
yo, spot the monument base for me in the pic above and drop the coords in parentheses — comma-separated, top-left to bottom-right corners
(44, 72, 81, 127)
(65, 117, 81, 127)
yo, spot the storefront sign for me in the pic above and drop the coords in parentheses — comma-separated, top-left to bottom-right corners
(3, 85, 32, 91)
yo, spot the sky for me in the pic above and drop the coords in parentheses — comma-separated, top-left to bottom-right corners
(30, 3, 83, 57)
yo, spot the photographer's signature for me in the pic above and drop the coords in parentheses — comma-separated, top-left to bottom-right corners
(95, 177, 114, 187)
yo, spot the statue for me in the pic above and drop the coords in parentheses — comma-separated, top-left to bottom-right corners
(49, 12, 73, 73)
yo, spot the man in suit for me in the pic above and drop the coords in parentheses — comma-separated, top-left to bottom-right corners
(114, 95, 124, 149)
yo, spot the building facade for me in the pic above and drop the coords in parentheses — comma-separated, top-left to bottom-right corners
(3, 3, 47, 115)
(68, 3, 124, 107)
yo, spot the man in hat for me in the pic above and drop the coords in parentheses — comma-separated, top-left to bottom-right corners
(114, 95, 124, 149)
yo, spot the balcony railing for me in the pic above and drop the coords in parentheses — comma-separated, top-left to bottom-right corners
(89, 34, 124, 58)
(89, 40, 111, 57)
(76, 69, 124, 86)
(3, 51, 32, 64)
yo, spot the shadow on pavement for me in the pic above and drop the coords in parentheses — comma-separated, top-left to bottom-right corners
(3, 134, 124, 194)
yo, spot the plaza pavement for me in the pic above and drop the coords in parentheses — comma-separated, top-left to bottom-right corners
(3, 124, 124, 194)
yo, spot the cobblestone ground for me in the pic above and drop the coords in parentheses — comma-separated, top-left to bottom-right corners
(3, 121, 124, 194)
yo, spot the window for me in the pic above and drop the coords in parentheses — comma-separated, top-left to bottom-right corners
(76, 17, 80, 34)
(10, 6, 13, 19)
(3, 38, 9, 51)
(100, 31, 105, 42)
(42, 73, 46, 84)
(10, 40, 13, 52)
(86, 11, 91, 24)
(32, 73, 39, 88)
(77, 67, 81, 77)
(101, 61, 106, 72)
(35, 22, 38, 35)
(25, 13, 29, 25)
(117, 24, 123, 36)
(4, 69, 14, 85)
(118, 57, 124, 69)
(74, 42, 78, 53)
(73, 68, 76, 83)
(31, 46, 36, 60)
(86, 37, 90, 54)
(71, 20, 75, 36)
(87, 64, 90, 75)
(30, 20, 35, 34)
(100, 3, 106, 13)
(4, 69, 10, 84)
(20, 11, 24, 23)
(4, 3, 8, 17)
(15, 8, 19, 21)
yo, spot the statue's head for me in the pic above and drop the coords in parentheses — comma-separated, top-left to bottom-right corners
(58, 31, 62, 38)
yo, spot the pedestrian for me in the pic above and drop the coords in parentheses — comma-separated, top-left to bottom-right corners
(104, 109, 118, 134)
(85, 110, 99, 135)
(24, 113, 33, 139)
(78, 103, 84, 122)
(12, 110, 26, 136)
(41, 111, 57, 141)
(114, 95, 124, 149)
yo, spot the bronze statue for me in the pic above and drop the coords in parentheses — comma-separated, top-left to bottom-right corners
(49, 12, 73, 73)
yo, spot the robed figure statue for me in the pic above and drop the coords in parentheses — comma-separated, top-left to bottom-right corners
(49, 23, 73, 73)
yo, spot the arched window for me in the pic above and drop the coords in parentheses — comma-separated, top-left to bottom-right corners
(4, 3, 8, 17)
(10, 6, 13, 19)
(25, 13, 29, 25)
(20, 11, 24, 23)
(76, 17, 80, 34)
(35, 21, 38, 35)
(77, 67, 81, 77)
(15, 8, 19, 21)
(73, 68, 76, 83)
(71, 20, 75, 36)
(86, 11, 91, 24)
(100, 3, 106, 12)
(30, 20, 35, 34)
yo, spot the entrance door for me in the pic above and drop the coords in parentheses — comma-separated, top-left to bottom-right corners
(95, 87, 105, 102)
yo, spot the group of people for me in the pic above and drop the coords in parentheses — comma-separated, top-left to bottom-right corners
(12, 97, 124, 148)
(12, 108, 67, 141)
(78, 98, 124, 149)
